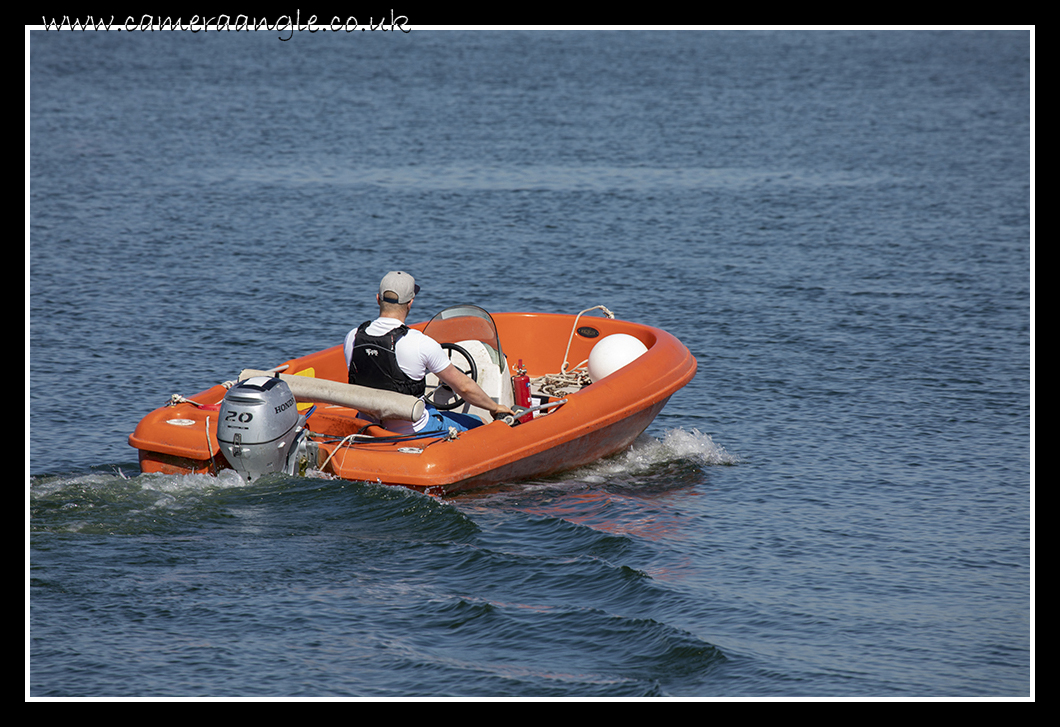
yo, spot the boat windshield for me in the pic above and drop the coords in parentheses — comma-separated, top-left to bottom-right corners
(422, 305, 504, 362)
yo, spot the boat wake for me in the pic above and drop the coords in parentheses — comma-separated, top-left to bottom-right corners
(559, 428, 739, 485)
(637, 428, 740, 467)
(28, 430, 737, 524)
(448, 428, 739, 505)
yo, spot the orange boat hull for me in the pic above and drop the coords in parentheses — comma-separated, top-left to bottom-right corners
(130, 313, 697, 494)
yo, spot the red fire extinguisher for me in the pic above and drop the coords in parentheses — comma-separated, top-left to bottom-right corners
(513, 359, 533, 423)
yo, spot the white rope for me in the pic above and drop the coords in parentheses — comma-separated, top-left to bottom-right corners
(167, 393, 206, 407)
(531, 305, 613, 397)
(531, 369, 591, 398)
(169, 364, 289, 406)
(317, 426, 460, 473)
(206, 416, 217, 473)
(318, 433, 358, 472)
(559, 305, 614, 373)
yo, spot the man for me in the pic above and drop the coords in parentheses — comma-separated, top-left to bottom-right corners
(344, 271, 515, 435)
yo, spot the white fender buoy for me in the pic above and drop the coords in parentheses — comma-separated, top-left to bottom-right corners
(587, 333, 648, 382)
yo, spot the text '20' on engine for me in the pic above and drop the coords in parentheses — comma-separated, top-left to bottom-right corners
(216, 376, 311, 482)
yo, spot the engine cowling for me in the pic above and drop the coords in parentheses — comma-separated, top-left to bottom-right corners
(217, 376, 307, 482)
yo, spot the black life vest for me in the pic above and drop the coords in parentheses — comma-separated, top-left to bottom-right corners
(348, 322, 426, 398)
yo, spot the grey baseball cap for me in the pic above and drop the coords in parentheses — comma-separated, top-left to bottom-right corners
(379, 271, 420, 304)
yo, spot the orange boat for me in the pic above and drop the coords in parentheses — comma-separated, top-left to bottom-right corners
(128, 306, 697, 495)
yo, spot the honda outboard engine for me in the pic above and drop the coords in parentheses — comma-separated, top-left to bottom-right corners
(217, 376, 310, 482)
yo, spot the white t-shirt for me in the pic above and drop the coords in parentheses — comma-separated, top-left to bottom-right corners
(343, 317, 452, 433)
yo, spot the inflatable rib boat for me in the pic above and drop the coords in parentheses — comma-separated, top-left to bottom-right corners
(128, 306, 697, 495)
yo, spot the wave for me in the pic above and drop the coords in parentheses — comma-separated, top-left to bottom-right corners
(28, 428, 738, 528)
(555, 428, 740, 486)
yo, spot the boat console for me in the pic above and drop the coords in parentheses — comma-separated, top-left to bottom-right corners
(420, 305, 515, 422)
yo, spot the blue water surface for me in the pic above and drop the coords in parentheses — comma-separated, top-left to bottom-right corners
(28, 28, 1032, 698)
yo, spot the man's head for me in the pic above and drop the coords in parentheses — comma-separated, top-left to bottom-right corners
(377, 271, 420, 316)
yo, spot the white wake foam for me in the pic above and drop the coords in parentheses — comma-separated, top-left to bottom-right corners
(565, 428, 740, 484)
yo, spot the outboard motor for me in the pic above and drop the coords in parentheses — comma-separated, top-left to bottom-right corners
(217, 376, 310, 482)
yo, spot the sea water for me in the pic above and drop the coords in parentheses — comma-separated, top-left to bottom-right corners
(28, 28, 1031, 698)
